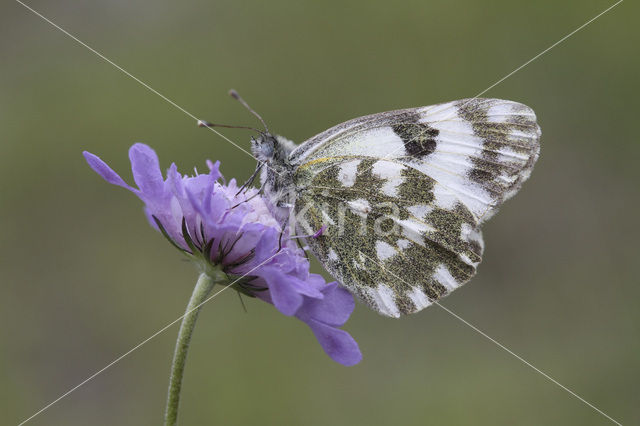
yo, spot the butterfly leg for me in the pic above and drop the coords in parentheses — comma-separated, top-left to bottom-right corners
(229, 187, 263, 210)
(235, 161, 263, 196)
(286, 224, 326, 260)
(295, 238, 311, 260)
(277, 218, 287, 251)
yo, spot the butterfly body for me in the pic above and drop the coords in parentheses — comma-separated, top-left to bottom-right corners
(252, 134, 297, 222)
(251, 98, 540, 317)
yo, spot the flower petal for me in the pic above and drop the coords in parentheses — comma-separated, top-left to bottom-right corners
(207, 159, 222, 182)
(253, 228, 279, 264)
(129, 143, 165, 198)
(260, 267, 304, 316)
(286, 274, 324, 300)
(83, 151, 134, 191)
(296, 282, 355, 327)
(305, 319, 362, 366)
(88, 144, 363, 365)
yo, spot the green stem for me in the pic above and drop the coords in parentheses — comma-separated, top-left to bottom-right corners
(164, 272, 219, 426)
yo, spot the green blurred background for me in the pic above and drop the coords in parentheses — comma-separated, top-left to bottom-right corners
(1, 0, 638, 424)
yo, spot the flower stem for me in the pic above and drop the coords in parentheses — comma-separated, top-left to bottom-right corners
(164, 272, 217, 426)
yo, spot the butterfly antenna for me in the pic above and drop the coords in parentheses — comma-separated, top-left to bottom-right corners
(229, 89, 270, 134)
(197, 120, 264, 135)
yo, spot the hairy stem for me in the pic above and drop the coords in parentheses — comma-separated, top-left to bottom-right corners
(164, 272, 217, 426)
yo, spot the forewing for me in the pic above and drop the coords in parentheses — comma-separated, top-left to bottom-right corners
(290, 98, 541, 223)
(293, 158, 484, 317)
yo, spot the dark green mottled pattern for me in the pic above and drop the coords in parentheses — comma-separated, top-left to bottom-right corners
(294, 157, 483, 316)
(456, 99, 540, 199)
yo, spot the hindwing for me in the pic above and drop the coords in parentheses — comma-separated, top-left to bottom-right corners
(293, 158, 483, 317)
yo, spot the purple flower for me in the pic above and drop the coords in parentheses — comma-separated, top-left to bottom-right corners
(84, 143, 361, 366)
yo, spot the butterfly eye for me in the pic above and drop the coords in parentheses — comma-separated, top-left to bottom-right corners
(261, 137, 275, 156)
(250, 136, 275, 161)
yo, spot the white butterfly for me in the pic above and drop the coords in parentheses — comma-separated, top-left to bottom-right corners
(217, 94, 540, 317)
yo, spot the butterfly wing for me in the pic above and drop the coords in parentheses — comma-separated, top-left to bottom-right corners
(293, 158, 484, 317)
(291, 98, 541, 224)
(290, 98, 540, 317)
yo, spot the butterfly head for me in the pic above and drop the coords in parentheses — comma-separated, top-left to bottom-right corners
(251, 133, 296, 165)
(250, 133, 276, 162)
(199, 90, 296, 168)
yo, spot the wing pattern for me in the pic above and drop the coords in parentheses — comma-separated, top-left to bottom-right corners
(294, 158, 483, 317)
(291, 98, 541, 223)
(290, 98, 539, 316)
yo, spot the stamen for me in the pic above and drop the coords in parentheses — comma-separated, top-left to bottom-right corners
(289, 225, 327, 240)
(313, 225, 327, 238)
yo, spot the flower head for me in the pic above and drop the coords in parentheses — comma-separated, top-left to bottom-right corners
(84, 143, 361, 366)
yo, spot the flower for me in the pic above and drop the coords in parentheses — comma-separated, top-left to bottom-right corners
(83, 143, 362, 366)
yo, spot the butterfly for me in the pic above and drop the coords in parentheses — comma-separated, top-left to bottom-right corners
(214, 93, 541, 317)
